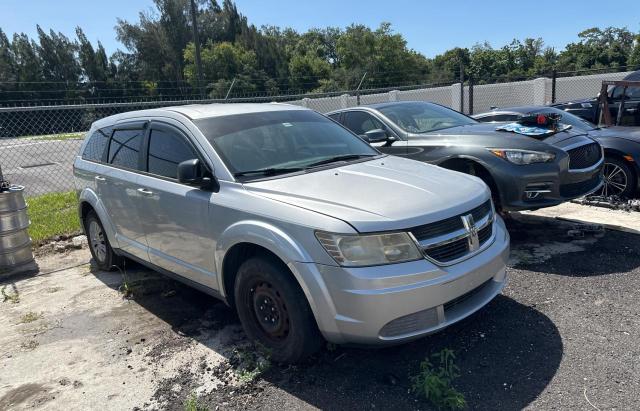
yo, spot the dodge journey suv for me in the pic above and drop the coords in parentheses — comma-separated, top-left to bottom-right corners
(74, 103, 510, 362)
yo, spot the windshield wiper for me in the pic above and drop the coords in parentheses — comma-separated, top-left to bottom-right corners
(234, 167, 304, 178)
(306, 154, 376, 168)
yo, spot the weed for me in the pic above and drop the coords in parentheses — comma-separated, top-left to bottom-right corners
(46, 286, 63, 293)
(20, 340, 39, 350)
(20, 311, 42, 323)
(183, 392, 208, 411)
(411, 348, 467, 410)
(231, 344, 272, 383)
(1, 286, 20, 304)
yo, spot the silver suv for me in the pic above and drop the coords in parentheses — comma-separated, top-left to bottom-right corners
(74, 103, 510, 362)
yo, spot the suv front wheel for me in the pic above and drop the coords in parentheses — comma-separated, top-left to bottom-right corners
(84, 210, 123, 271)
(234, 255, 324, 363)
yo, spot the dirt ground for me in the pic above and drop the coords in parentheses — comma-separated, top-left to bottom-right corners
(1, 212, 639, 410)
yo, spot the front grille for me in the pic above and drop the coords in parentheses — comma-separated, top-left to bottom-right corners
(567, 142, 601, 170)
(410, 200, 492, 241)
(560, 174, 601, 198)
(409, 200, 494, 264)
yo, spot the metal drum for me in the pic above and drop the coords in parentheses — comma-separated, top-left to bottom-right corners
(0, 185, 36, 276)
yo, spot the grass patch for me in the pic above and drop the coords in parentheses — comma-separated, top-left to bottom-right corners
(20, 311, 42, 323)
(411, 348, 466, 410)
(27, 191, 81, 244)
(31, 132, 84, 142)
(184, 393, 208, 411)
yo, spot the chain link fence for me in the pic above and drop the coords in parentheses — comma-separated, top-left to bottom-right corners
(1, 67, 637, 198)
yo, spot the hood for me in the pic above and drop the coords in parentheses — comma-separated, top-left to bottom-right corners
(243, 156, 490, 233)
(591, 126, 640, 144)
(413, 123, 588, 147)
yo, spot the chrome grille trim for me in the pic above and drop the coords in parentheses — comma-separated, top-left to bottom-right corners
(408, 200, 496, 266)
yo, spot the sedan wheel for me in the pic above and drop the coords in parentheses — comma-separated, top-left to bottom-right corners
(598, 158, 636, 198)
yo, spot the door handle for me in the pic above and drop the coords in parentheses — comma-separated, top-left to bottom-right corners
(94, 175, 106, 182)
(137, 188, 153, 196)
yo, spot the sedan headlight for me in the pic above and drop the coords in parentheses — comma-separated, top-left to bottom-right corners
(489, 149, 555, 165)
(315, 231, 422, 267)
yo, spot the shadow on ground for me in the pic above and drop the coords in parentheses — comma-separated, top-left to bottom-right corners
(89, 259, 562, 411)
(506, 213, 640, 276)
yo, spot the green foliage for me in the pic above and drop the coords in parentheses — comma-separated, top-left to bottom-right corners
(411, 348, 467, 410)
(27, 191, 81, 244)
(184, 392, 208, 411)
(0, 0, 639, 104)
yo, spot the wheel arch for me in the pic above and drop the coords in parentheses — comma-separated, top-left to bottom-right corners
(438, 156, 502, 206)
(77, 188, 119, 248)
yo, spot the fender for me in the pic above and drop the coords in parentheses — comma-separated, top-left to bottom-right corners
(78, 188, 120, 250)
(215, 220, 313, 296)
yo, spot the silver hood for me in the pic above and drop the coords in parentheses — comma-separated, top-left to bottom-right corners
(243, 156, 490, 233)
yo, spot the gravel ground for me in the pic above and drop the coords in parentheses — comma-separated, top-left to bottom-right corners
(1, 212, 639, 410)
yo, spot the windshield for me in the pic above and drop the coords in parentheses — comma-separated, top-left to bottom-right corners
(527, 107, 598, 131)
(194, 109, 379, 178)
(378, 102, 476, 133)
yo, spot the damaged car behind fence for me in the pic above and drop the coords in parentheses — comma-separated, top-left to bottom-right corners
(73, 103, 510, 363)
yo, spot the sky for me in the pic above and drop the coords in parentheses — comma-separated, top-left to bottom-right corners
(1, 0, 639, 57)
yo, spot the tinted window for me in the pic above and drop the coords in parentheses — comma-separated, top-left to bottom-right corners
(343, 111, 385, 135)
(108, 129, 143, 170)
(82, 127, 111, 162)
(147, 128, 197, 179)
(194, 110, 378, 176)
(378, 102, 476, 134)
(327, 113, 342, 122)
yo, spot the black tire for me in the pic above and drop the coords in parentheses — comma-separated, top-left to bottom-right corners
(234, 255, 324, 363)
(599, 157, 637, 198)
(84, 210, 123, 271)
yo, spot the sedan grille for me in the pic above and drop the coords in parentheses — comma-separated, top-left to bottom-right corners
(409, 200, 494, 265)
(567, 142, 601, 170)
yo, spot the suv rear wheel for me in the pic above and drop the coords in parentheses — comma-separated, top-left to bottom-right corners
(234, 255, 323, 363)
(84, 210, 123, 271)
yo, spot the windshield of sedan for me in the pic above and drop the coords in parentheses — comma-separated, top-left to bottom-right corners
(528, 107, 598, 132)
(194, 109, 379, 178)
(378, 102, 476, 133)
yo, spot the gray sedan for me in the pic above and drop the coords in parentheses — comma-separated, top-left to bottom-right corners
(328, 101, 604, 211)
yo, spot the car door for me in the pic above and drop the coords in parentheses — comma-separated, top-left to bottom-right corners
(341, 110, 408, 156)
(97, 123, 149, 261)
(135, 121, 217, 290)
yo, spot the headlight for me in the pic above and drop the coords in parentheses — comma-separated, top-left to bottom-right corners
(315, 231, 422, 267)
(489, 149, 555, 165)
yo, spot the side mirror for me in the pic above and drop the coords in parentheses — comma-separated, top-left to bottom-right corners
(177, 159, 204, 185)
(363, 129, 389, 143)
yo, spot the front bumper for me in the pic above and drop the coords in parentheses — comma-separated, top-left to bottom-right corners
(290, 217, 510, 345)
(495, 159, 603, 211)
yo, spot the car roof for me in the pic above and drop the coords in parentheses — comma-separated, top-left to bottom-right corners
(92, 102, 307, 128)
(623, 70, 640, 82)
(327, 100, 439, 115)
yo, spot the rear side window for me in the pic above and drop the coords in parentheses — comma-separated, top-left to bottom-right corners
(82, 127, 111, 162)
(343, 111, 385, 135)
(108, 129, 143, 170)
(147, 128, 197, 179)
(327, 113, 342, 122)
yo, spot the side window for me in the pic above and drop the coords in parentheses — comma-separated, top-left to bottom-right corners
(82, 127, 112, 162)
(343, 111, 385, 135)
(327, 113, 342, 122)
(147, 128, 197, 179)
(493, 114, 518, 122)
(108, 129, 143, 170)
(475, 115, 494, 123)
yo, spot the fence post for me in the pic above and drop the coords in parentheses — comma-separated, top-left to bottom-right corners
(551, 69, 557, 103)
(459, 63, 465, 113)
(451, 83, 462, 111)
(389, 90, 399, 102)
(340, 94, 350, 109)
(468, 76, 474, 115)
(533, 78, 547, 105)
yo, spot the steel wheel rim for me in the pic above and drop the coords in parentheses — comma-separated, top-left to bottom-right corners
(601, 162, 628, 197)
(89, 220, 107, 263)
(250, 281, 290, 340)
